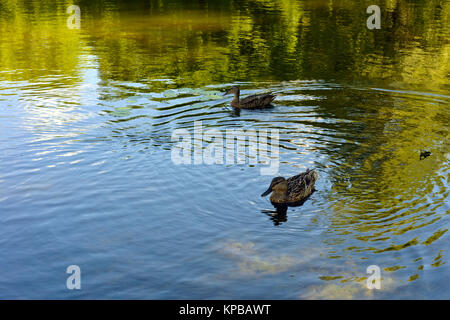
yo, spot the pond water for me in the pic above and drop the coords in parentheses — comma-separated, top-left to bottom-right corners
(0, 0, 449, 299)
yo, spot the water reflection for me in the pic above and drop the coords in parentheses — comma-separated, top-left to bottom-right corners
(261, 206, 288, 226)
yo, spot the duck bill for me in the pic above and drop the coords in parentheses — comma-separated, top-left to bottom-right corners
(261, 187, 272, 197)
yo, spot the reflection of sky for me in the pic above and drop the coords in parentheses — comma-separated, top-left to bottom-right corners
(17, 54, 100, 140)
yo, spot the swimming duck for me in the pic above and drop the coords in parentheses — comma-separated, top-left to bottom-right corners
(224, 86, 276, 109)
(261, 169, 318, 205)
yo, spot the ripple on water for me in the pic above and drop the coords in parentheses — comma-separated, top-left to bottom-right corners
(0, 78, 448, 298)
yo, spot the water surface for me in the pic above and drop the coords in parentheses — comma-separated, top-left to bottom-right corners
(0, 0, 449, 299)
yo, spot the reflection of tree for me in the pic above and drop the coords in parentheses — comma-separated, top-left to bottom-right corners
(3, 0, 447, 89)
(90, 0, 449, 90)
(0, 0, 83, 81)
(321, 87, 449, 255)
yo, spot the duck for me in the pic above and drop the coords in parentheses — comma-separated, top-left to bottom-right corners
(261, 169, 318, 205)
(223, 86, 276, 109)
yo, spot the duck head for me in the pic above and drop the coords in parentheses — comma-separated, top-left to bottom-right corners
(261, 176, 288, 197)
(223, 86, 240, 96)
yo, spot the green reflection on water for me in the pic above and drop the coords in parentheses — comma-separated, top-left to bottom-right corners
(1, 0, 448, 91)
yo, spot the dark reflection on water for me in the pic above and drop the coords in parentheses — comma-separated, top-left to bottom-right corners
(0, 0, 449, 299)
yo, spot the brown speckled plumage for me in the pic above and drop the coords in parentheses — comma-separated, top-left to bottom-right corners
(224, 86, 275, 109)
(261, 169, 318, 205)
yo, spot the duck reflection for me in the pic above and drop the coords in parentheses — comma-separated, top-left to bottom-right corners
(261, 194, 315, 226)
(224, 102, 276, 117)
(261, 205, 288, 226)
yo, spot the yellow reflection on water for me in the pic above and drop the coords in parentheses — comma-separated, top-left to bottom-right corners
(1, 0, 449, 89)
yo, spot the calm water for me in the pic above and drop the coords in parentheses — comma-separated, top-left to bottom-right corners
(0, 0, 449, 299)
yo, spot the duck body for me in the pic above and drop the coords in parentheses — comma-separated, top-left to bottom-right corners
(224, 86, 275, 109)
(261, 169, 318, 205)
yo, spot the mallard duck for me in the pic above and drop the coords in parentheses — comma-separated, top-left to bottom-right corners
(224, 86, 275, 109)
(261, 169, 318, 205)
